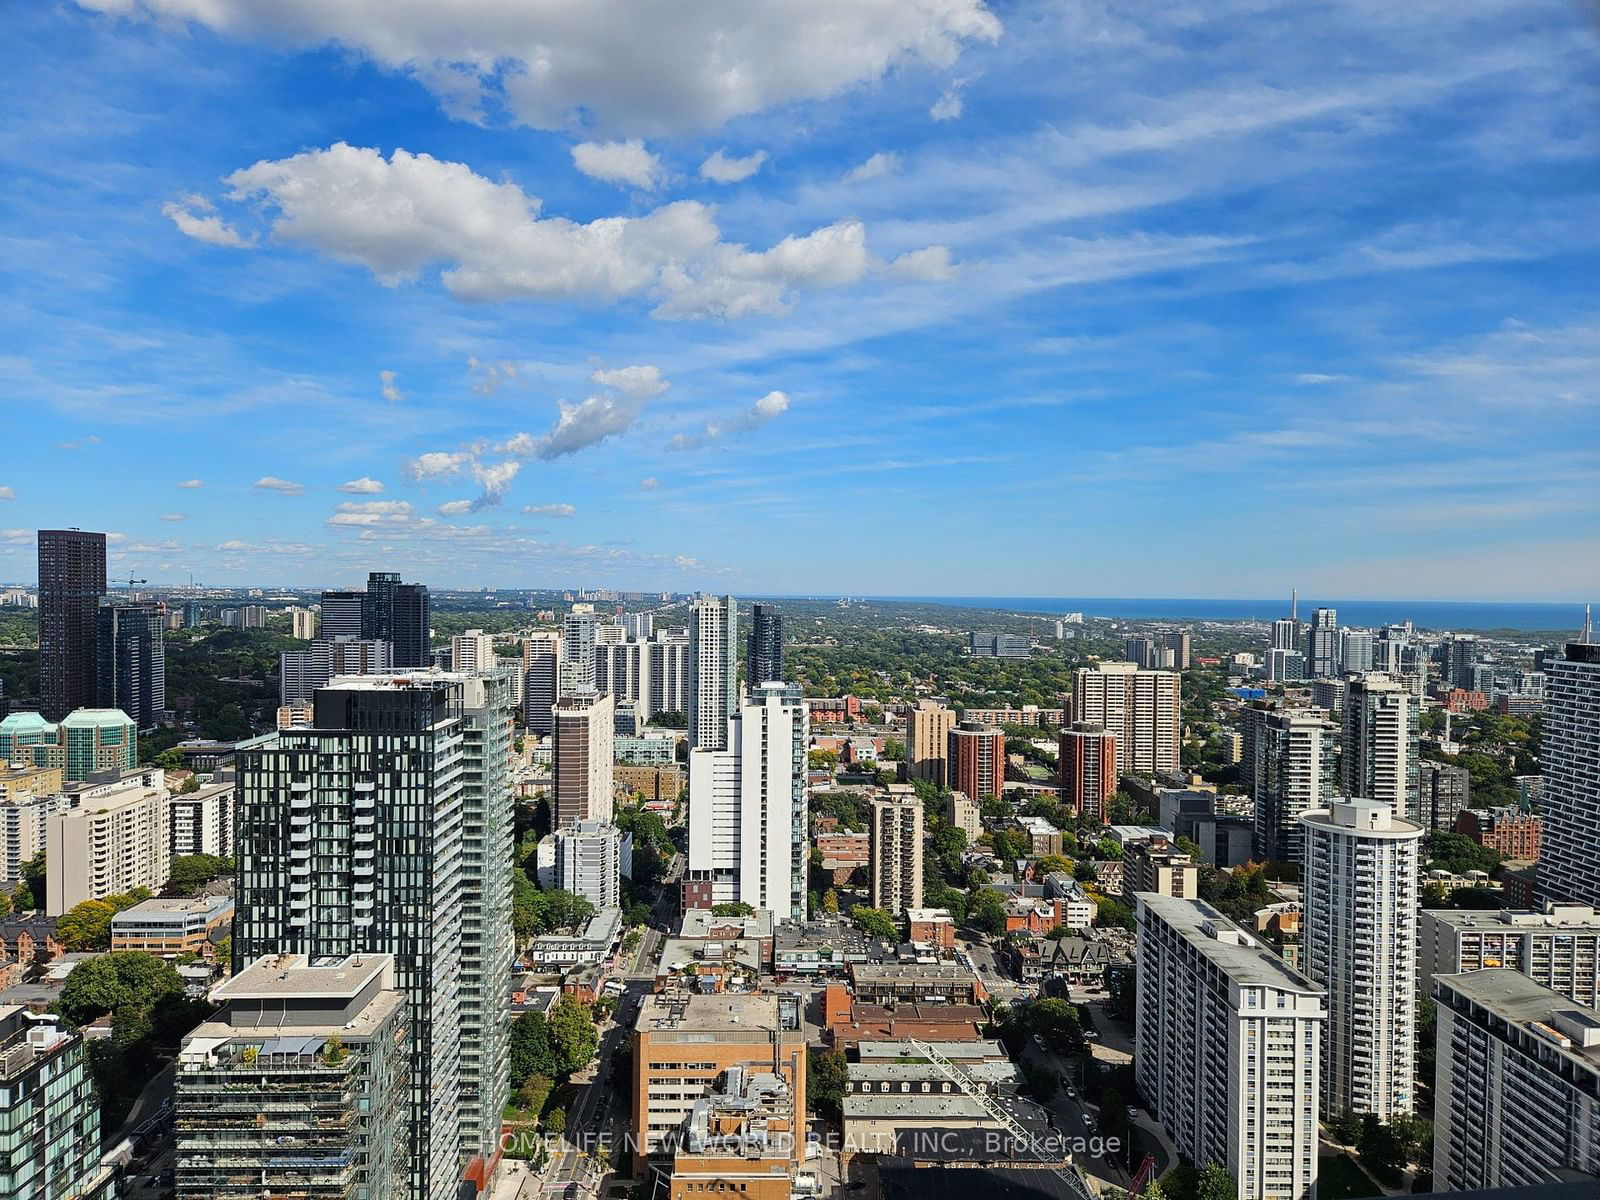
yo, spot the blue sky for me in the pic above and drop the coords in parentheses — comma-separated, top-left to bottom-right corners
(2, 0, 1597, 599)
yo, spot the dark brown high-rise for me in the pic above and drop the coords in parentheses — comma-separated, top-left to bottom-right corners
(38, 530, 107, 720)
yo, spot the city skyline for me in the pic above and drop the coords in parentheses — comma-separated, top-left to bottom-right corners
(2, 3, 1597, 598)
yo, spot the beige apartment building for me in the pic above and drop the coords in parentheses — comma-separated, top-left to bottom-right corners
(870, 796, 923, 916)
(46, 773, 169, 914)
(905, 701, 955, 786)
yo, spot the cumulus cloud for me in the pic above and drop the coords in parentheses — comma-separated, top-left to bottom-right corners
(0, 487, 13, 501)
(162, 194, 255, 248)
(182, 144, 936, 318)
(339, 477, 386, 494)
(930, 85, 965, 121)
(844, 152, 900, 183)
(522, 503, 577, 518)
(176, 479, 203, 489)
(160, 513, 186, 521)
(379, 369, 404, 402)
(254, 475, 304, 494)
(438, 499, 476, 517)
(405, 451, 473, 480)
(77, 1, 1001, 136)
(572, 140, 662, 189)
(640, 477, 660, 491)
(670, 389, 790, 451)
(327, 500, 414, 527)
(700, 149, 767, 184)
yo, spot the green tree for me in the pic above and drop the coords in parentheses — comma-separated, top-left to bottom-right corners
(807, 1048, 848, 1117)
(13, 852, 45, 912)
(1024, 997, 1086, 1052)
(57, 952, 184, 1026)
(544, 1107, 567, 1134)
(164, 853, 231, 896)
(821, 889, 840, 915)
(1330, 1109, 1362, 1145)
(55, 900, 117, 952)
(1094, 837, 1124, 860)
(1196, 1162, 1237, 1200)
(1094, 896, 1135, 931)
(967, 888, 1008, 935)
(850, 906, 898, 940)
(547, 998, 599, 1076)
(711, 901, 756, 917)
(509, 1010, 556, 1088)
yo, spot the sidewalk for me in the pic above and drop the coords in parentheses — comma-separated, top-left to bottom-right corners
(487, 1160, 538, 1200)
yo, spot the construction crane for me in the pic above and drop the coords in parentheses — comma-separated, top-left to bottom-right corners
(907, 1039, 1096, 1200)
(124, 574, 148, 594)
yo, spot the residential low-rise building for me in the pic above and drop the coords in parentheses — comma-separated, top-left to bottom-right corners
(842, 1041, 1027, 1154)
(848, 962, 985, 1006)
(904, 909, 956, 951)
(111, 895, 234, 955)
(525, 907, 623, 970)
(1455, 806, 1541, 860)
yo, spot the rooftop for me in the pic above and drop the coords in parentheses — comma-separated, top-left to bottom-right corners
(1424, 904, 1600, 930)
(214, 953, 394, 1002)
(638, 993, 785, 1034)
(1136, 894, 1324, 996)
(679, 907, 776, 939)
(1437, 972, 1600, 1075)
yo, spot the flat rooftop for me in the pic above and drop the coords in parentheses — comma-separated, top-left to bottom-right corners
(214, 953, 393, 1001)
(1137, 894, 1323, 995)
(638, 993, 783, 1033)
(1423, 905, 1600, 930)
(1438, 970, 1600, 1070)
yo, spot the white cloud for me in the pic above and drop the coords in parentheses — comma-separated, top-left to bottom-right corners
(339, 477, 385, 494)
(1294, 373, 1347, 385)
(640, 477, 660, 491)
(254, 475, 304, 494)
(844, 152, 900, 183)
(161, 194, 255, 248)
(191, 144, 930, 318)
(438, 499, 476, 517)
(888, 246, 956, 280)
(930, 85, 965, 121)
(160, 512, 186, 521)
(176, 479, 203, 489)
(404, 451, 472, 481)
(572, 140, 662, 189)
(700, 149, 768, 184)
(522, 503, 577, 518)
(0, 487, 13, 501)
(468, 357, 519, 394)
(588, 364, 669, 399)
(327, 500, 414, 526)
(379, 369, 404, 403)
(670, 389, 790, 450)
(1, 529, 31, 544)
(78, 1, 1001, 136)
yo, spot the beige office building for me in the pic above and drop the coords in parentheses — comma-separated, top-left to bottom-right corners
(906, 701, 955, 786)
(47, 773, 170, 914)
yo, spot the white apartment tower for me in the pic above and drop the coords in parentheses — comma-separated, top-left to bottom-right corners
(450, 629, 496, 673)
(560, 607, 597, 696)
(1433, 970, 1600, 1191)
(1340, 673, 1416, 816)
(1538, 640, 1600, 908)
(1300, 799, 1423, 1120)
(689, 595, 738, 751)
(555, 820, 623, 911)
(46, 771, 170, 914)
(1242, 705, 1337, 864)
(1136, 894, 1324, 1200)
(1073, 662, 1181, 776)
(869, 796, 923, 916)
(686, 682, 807, 920)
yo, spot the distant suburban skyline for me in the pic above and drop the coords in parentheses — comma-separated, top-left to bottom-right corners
(2, 1, 1597, 599)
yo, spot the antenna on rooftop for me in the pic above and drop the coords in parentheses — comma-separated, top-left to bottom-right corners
(1291, 588, 1298, 622)
(1583, 603, 1594, 644)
